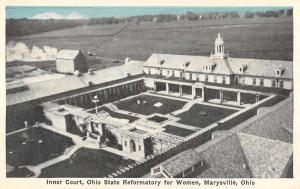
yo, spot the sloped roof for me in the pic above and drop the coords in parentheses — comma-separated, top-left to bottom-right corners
(241, 96, 293, 143)
(144, 53, 233, 75)
(228, 57, 293, 79)
(154, 149, 203, 177)
(237, 132, 293, 178)
(143, 53, 292, 79)
(194, 96, 293, 178)
(6, 61, 144, 106)
(56, 49, 81, 60)
(196, 134, 252, 178)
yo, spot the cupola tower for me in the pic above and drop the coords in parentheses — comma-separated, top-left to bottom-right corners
(214, 33, 225, 58)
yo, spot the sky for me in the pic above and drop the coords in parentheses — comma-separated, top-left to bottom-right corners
(6, 6, 292, 20)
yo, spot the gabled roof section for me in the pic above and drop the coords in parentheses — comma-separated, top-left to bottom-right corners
(241, 96, 293, 144)
(143, 53, 234, 75)
(144, 53, 292, 79)
(228, 57, 293, 79)
(56, 49, 81, 60)
(196, 134, 252, 178)
(237, 133, 293, 178)
(154, 149, 203, 177)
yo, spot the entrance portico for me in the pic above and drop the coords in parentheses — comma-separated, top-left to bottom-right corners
(151, 78, 270, 106)
(154, 80, 204, 100)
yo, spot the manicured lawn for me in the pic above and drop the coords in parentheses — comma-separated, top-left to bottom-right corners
(88, 106, 139, 123)
(163, 125, 196, 137)
(6, 167, 34, 178)
(115, 95, 187, 115)
(147, 115, 169, 123)
(176, 104, 237, 128)
(39, 148, 134, 178)
(6, 127, 74, 169)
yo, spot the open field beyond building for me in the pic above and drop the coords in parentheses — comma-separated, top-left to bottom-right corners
(7, 18, 293, 69)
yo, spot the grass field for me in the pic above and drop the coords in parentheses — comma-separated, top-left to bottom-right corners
(6, 127, 74, 168)
(147, 115, 169, 123)
(115, 94, 187, 115)
(163, 125, 196, 137)
(7, 17, 293, 65)
(176, 104, 237, 127)
(39, 148, 134, 177)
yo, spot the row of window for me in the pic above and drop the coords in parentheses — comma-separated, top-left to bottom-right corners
(148, 68, 285, 88)
(251, 78, 284, 88)
(151, 69, 226, 84)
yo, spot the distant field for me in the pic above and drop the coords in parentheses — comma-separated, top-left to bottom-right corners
(7, 17, 293, 64)
(6, 56, 122, 72)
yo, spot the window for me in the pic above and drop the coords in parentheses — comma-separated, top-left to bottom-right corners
(276, 68, 284, 77)
(279, 81, 284, 88)
(259, 79, 264, 86)
(172, 71, 175, 77)
(159, 69, 162, 75)
(180, 72, 183, 77)
(239, 67, 243, 72)
(124, 141, 127, 146)
(205, 75, 208, 82)
(214, 76, 217, 83)
(272, 80, 276, 87)
(190, 73, 192, 80)
(222, 77, 226, 84)
(253, 78, 256, 85)
(152, 167, 161, 174)
(138, 145, 141, 151)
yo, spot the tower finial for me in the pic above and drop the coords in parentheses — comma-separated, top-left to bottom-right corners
(218, 33, 221, 38)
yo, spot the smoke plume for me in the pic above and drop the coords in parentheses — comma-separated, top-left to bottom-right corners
(6, 41, 58, 62)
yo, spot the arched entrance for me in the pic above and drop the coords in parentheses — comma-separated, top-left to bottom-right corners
(130, 139, 136, 152)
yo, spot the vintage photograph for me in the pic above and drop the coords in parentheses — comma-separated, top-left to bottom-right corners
(5, 6, 293, 178)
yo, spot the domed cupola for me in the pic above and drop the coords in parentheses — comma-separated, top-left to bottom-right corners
(214, 33, 225, 58)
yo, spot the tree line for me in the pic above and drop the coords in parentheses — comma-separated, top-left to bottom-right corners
(7, 8, 293, 37)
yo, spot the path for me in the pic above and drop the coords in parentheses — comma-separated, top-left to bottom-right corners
(24, 145, 81, 178)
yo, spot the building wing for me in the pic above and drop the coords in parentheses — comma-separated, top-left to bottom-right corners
(56, 49, 80, 60)
(152, 149, 203, 177)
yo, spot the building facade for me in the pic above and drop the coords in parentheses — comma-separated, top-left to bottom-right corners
(143, 33, 292, 91)
(56, 49, 88, 74)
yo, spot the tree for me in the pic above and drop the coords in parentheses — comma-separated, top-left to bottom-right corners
(144, 137, 155, 156)
(287, 9, 293, 17)
(102, 128, 118, 146)
(244, 11, 255, 18)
